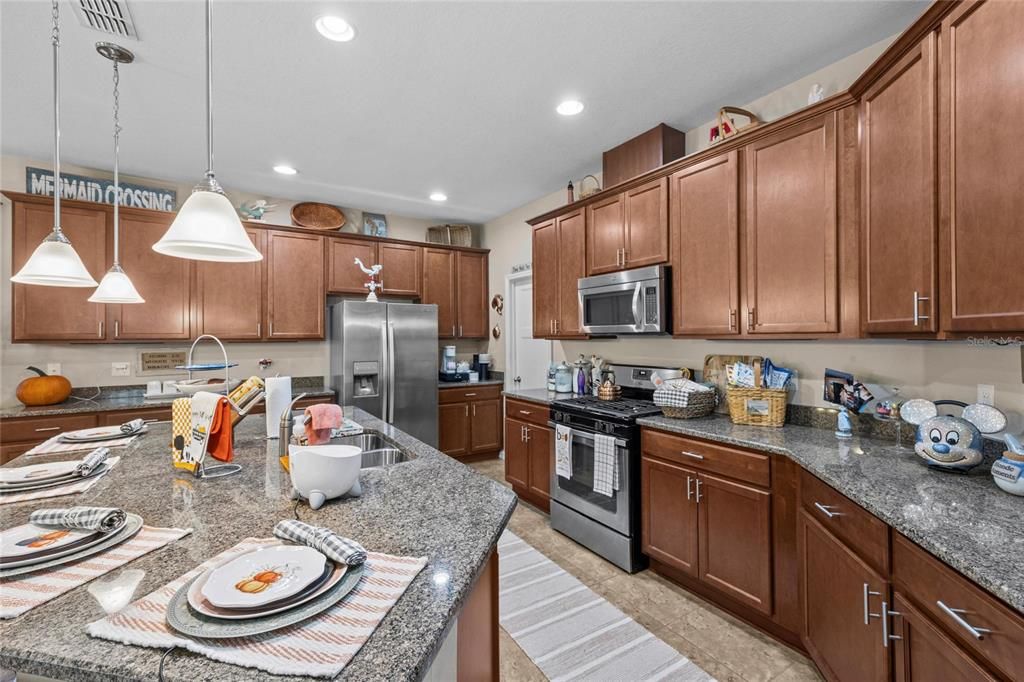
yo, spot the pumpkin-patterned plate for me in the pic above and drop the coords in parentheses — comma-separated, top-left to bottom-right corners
(187, 560, 345, 619)
(201, 545, 326, 608)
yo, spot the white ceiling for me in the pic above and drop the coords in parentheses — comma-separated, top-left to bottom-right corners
(1, 0, 926, 223)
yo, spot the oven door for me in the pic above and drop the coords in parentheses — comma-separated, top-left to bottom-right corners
(549, 424, 631, 535)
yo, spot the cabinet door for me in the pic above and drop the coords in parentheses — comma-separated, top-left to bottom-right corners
(327, 237, 377, 295)
(195, 227, 264, 340)
(640, 455, 698, 577)
(266, 231, 325, 339)
(527, 424, 552, 502)
(439, 402, 469, 457)
(12, 202, 107, 341)
(745, 114, 838, 334)
(698, 472, 772, 614)
(624, 177, 669, 269)
(671, 152, 740, 335)
(892, 592, 996, 682)
(532, 221, 557, 338)
(379, 242, 422, 298)
(863, 33, 938, 334)
(504, 418, 529, 489)
(423, 248, 457, 338)
(469, 399, 501, 454)
(800, 510, 889, 682)
(940, 0, 1024, 332)
(555, 208, 586, 337)
(586, 193, 625, 275)
(456, 251, 487, 338)
(112, 212, 191, 340)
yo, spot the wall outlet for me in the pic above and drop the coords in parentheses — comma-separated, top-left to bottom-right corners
(977, 384, 995, 406)
(46, 363, 61, 376)
(111, 362, 131, 377)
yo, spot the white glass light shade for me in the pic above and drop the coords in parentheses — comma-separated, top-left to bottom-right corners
(11, 234, 98, 287)
(88, 265, 144, 303)
(152, 189, 262, 262)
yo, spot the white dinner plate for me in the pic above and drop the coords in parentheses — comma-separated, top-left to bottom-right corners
(59, 425, 144, 443)
(201, 545, 327, 608)
(0, 523, 100, 561)
(0, 515, 137, 576)
(0, 463, 110, 494)
(0, 460, 79, 485)
(188, 559, 345, 620)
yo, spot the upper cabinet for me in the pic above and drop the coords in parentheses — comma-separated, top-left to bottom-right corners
(423, 247, 457, 338)
(265, 230, 325, 340)
(585, 194, 625, 275)
(939, 0, 1024, 332)
(327, 236, 377, 295)
(531, 219, 558, 338)
(585, 177, 669, 275)
(532, 208, 586, 339)
(378, 242, 422, 298)
(422, 247, 487, 339)
(194, 227, 265, 340)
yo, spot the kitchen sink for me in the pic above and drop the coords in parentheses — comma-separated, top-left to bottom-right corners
(331, 431, 415, 468)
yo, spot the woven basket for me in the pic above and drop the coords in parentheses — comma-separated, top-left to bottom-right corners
(726, 385, 787, 427)
(426, 224, 473, 247)
(290, 202, 346, 230)
(655, 385, 717, 419)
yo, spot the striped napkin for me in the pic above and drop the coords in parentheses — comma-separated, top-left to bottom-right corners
(75, 447, 109, 476)
(26, 434, 140, 457)
(88, 538, 427, 678)
(29, 506, 126, 533)
(120, 419, 145, 434)
(0, 457, 120, 507)
(273, 519, 367, 566)
(0, 525, 191, 620)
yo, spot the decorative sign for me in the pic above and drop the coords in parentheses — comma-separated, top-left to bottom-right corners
(26, 166, 177, 212)
(992, 459, 1022, 484)
(140, 350, 188, 374)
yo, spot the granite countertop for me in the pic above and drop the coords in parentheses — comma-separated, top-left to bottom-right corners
(438, 379, 505, 389)
(637, 414, 1024, 615)
(0, 386, 336, 419)
(502, 388, 576, 405)
(0, 409, 517, 681)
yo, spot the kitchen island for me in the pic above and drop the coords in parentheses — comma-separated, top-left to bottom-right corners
(0, 408, 516, 681)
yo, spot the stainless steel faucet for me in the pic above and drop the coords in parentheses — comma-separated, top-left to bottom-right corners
(279, 392, 307, 457)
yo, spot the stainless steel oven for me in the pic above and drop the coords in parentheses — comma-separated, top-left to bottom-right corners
(577, 265, 668, 335)
(548, 424, 632, 536)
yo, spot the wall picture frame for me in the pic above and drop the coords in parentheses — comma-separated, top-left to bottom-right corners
(362, 212, 388, 237)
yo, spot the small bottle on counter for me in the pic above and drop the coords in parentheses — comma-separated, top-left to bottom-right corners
(567, 181, 574, 204)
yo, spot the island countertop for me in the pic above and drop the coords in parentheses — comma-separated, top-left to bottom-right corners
(0, 409, 517, 681)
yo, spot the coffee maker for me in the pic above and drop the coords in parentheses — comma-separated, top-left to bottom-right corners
(471, 353, 491, 381)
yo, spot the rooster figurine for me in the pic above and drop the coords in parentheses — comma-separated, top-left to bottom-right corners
(354, 258, 383, 302)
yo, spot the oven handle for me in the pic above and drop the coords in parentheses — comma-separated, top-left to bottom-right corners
(631, 282, 643, 331)
(547, 421, 628, 449)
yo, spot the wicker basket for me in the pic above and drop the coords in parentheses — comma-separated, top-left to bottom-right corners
(726, 385, 787, 427)
(655, 385, 717, 419)
(290, 202, 346, 230)
(426, 224, 473, 247)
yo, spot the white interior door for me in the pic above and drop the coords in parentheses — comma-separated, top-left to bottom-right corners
(506, 273, 551, 389)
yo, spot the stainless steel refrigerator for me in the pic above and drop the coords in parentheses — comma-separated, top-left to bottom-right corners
(329, 301, 438, 447)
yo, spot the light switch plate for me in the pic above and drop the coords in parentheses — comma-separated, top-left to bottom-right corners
(111, 362, 131, 377)
(46, 363, 61, 376)
(977, 384, 995, 406)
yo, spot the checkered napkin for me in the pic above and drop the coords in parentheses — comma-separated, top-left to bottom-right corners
(274, 519, 367, 566)
(0, 525, 191, 620)
(120, 418, 145, 434)
(26, 433, 140, 457)
(29, 506, 126, 533)
(654, 380, 715, 408)
(0, 457, 120, 506)
(593, 433, 618, 497)
(75, 447, 109, 476)
(87, 538, 427, 678)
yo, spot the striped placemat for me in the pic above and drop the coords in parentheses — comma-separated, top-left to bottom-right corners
(0, 457, 121, 507)
(25, 433, 141, 457)
(87, 538, 427, 678)
(0, 525, 191, 619)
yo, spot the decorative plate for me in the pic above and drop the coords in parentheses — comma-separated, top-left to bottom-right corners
(60, 425, 144, 443)
(0, 514, 141, 579)
(0, 463, 110, 494)
(1, 523, 99, 562)
(188, 561, 346, 620)
(291, 202, 346, 230)
(201, 545, 327, 608)
(0, 460, 79, 484)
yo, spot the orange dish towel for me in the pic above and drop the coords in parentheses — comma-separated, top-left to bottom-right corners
(304, 403, 343, 445)
(207, 396, 234, 462)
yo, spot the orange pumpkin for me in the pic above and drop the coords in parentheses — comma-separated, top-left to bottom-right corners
(16, 366, 72, 407)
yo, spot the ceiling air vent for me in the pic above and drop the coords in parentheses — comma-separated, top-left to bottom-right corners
(71, 0, 139, 40)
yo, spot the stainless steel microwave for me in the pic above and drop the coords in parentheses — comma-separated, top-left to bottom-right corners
(578, 265, 668, 335)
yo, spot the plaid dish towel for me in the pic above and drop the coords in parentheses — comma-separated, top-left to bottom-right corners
(0, 457, 120, 506)
(120, 418, 145, 434)
(29, 506, 126, 533)
(75, 447, 110, 476)
(593, 433, 617, 497)
(274, 519, 367, 566)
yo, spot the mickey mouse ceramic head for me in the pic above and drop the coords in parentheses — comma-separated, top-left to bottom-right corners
(902, 400, 1007, 472)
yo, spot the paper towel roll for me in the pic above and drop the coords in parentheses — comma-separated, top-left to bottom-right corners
(265, 376, 293, 438)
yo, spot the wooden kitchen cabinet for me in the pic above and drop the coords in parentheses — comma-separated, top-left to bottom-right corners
(586, 194, 625, 275)
(379, 242, 422, 298)
(469, 398, 502, 454)
(438, 402, 470, 457)
(504, 414, 551, 512)
(623, 177, 669, 269)
(939, 0, 1024, 332)
(455, 251, 488, 338)
(194, 227, 265, 340)
(327, 236, 378, 295)
(265, 230, 325, 339)
(671, 152, 740, 335)
(532, 208, 586, 338)
(439, 385, 502, 460)
(640, 454, 699, 577)
(891, 592, 997, 682)
(504, 418, 529, 490)
(526, 423, 552, 503)
(424, 247, 457, 337)
(11, 201, 107, 342)
(861, 32, 938, 334)
(531, 219, 558, 337)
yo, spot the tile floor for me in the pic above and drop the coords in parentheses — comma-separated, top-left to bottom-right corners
(469, 458, 823, 682)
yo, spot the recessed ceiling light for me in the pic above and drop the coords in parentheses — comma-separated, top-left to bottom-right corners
(429, 192, 447, 202)
(315, 15, 355, 42)
(556, 99, 584, 116)
(273, 164, 298, 175)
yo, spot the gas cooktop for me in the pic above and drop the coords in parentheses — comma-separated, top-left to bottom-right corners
(553, 395, 661, 422)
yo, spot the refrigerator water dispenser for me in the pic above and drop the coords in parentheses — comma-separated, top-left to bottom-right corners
(352, 361, 379, 397)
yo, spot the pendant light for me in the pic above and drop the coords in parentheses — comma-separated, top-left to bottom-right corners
(152, 0, 262, 262)
(11, 0, 98, 287)
(89, 43, 144, 304)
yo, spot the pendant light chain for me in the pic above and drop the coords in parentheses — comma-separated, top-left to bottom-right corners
(205, 0, 214, 181)
(51, 0, 62, 233)
(112, 60, 122, 265)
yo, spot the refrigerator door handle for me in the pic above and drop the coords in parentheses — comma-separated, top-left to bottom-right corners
(387, 322, 397, 424)
(380, 320, 390, 422)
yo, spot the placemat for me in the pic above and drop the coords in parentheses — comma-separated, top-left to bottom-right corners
(88, 538, 427, 678)
(0, 525, 191, 619)
(26, 434, 140, 457)
(0, 457, 121, 506)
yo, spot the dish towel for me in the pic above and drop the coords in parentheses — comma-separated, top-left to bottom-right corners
(25, 434, 139, 458)
(29, 506, 126, 533)
(304, 403, 343, 446)
(593, 434, 617, 497)
(273, 519, 367, 566)
(183, 391, 234, 466)
(0, 457, 121, 507)
(555, 424, 573, 479)
(0, 525, 191, 620)
(119, 418, 145, 434)
(75, 447, 109, 476)
(87, 537, 428, 678)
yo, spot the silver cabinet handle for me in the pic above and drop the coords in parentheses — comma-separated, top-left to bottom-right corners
(257, 322, 261, 337)
(270, 321, 274, 336)
(729, 309, 737, 331)
(524, 427, 531, 443)
(459, 325, 463, 337)
(882, 601, 902, 647)
(34, 426, 61, 432)
(464, 393, 477, 397)
(695, 478, 703, 503)
(936, 601, 992, 639)
(472, 404, 476, 416)
(623, 249, 629, 265)
(554, 319, 559, 334)
(863, 583, 882, 625)
(465, 405, 469, 417)
(814, 502, 841, 518)
(520, 424, 526, 442)
(114, 319, 120, 338)
(686, 475, 693, 501)
(679, 450, 704, 460)
(913, 291, 930, 326)
(747, 308, 755, 328)
(98, 320, 104, 338)
(518, 410, 532, 415)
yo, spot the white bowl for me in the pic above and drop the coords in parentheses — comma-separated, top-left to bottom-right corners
(289, 444, 362, 509)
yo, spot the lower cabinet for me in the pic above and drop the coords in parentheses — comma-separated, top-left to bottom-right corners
(504, 417, 551, 512)
(438, 386, 503, 460)
(891, 592, 996, 682)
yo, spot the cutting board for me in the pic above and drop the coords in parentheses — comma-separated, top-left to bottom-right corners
(703, 354, 762, 413)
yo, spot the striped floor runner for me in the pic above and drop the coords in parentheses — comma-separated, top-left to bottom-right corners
(498, 531, 714, 682)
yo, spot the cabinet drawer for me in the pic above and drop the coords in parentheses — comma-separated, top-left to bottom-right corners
(800, 470, 889, 574)
(97, 407, 173, 425)
(504, 398, 549, 427)
(893, 533, 1024, 680)
(1, 414, 98, 444)
(439, 385, 500, 404)
(641, 429, 770, 488)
